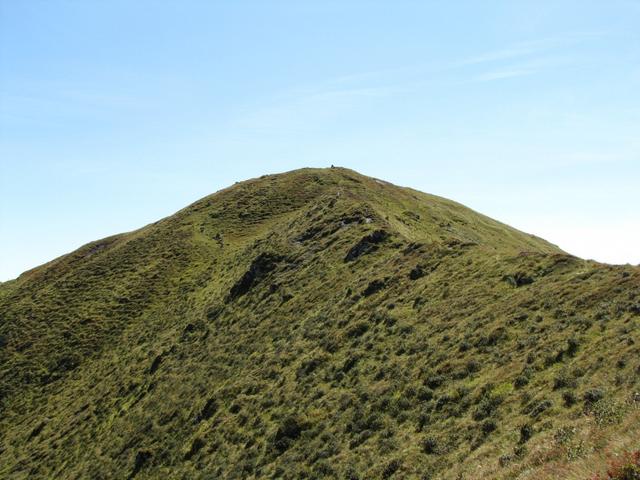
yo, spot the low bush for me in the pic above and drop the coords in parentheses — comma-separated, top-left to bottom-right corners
(270, 416, 307, 455)
(514, 374, 529, 388)
(422, 436, 439, 454)
(416, 386, 434, 402)
(591, 398, 625, 426)
(563, 391, 578, 407)
(519, 423, 533, 444)
(381, 459, 402, 479)
(499, 454, 513, 467)
(481, 418, 497, 434)
(466, 359, 482, 375)
(527, 399, 553, 418)
(473, 393, 503, 421)
(567, 337, 580, 356)
(553, 368, 577, 390)
(584, 388, 605, 408)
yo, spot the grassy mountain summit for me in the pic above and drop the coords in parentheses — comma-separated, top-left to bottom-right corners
(0, 167, 638, 479)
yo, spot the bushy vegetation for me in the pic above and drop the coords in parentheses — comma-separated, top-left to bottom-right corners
(0, 167, 638, 479)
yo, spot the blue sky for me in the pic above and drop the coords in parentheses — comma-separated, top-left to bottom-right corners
(1, 1, 639, 280)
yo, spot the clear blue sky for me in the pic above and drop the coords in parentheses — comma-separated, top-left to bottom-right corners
(1, 1, 639, 280)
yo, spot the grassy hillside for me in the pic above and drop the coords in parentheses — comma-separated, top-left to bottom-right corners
(0, 167, 638, 479)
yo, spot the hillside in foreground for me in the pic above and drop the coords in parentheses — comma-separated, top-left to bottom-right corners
(0, 167, 638, 479)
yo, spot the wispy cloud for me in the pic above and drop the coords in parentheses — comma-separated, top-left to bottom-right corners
(456, 32, 604, 67)
(454, 32, 604, 82)
(455, 40, 550, 67)
(469, 55, 569, 83)
(230, 85, 402, 136)
(229, 32, 604, 133)
(473, 69, 535, 82)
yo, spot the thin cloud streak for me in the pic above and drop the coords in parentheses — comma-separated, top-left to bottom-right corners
(226, 32, 607, 137)
(473, 69, 535, 82)
(454, 32, 603, 68)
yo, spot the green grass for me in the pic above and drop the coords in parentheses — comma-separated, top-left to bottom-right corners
(0, 167, 638, 479)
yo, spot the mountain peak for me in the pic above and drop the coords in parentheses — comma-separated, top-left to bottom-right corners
(176, 166, 560, 256)
(1, 168, 638, 480)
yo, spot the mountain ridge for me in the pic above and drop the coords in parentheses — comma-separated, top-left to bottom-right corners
(6, 167, 561, 285)
(0, 167, 638, 479)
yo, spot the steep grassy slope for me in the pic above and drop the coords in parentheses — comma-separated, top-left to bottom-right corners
(0, 167, 638, 480)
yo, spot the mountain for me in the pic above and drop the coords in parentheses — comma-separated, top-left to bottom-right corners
(0, 167, 638, 480)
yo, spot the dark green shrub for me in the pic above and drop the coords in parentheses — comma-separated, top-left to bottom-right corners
(481, 419, 497, 434)
(313, 460, 336, 476)
(424, 374, 446, 389)
(394, 396, 412, 413)
(270, 416, 307, 455)
(362, 279, 387, 297)
(346, 322, 369, 338)
(466, 359, 481, 374)
(562, 391, 577, 407)
(435, 394, 453, 411)
(381, 459, 401, 479)
(514, 444, 528, 458)
(583, 388, 605, 408)
(528, 399, 553, 418)
(566, 337, 579, 356)
(361, 411, 384, 432)
(553, 369, 577, 390)
(196, 398, 218, 423)
(422, 436, 439, 454)
(514, 374, 529, 388)
(409, 265, 425, 280)
(348, 429, 372, 449)
(184, 437, 205, 460)
(343, 466, 361, 480)
(473, 395, 502, 421)
(416, 412, 430, 432)
(296, 357, 323, 379)
(416, 386, 434, 402)
(503, 272, 533, 287)
(519, 423, 533, 444)
(341, 355, 359, 374)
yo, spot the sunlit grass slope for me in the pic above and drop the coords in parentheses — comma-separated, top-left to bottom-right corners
(0, 167, 638, 479)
